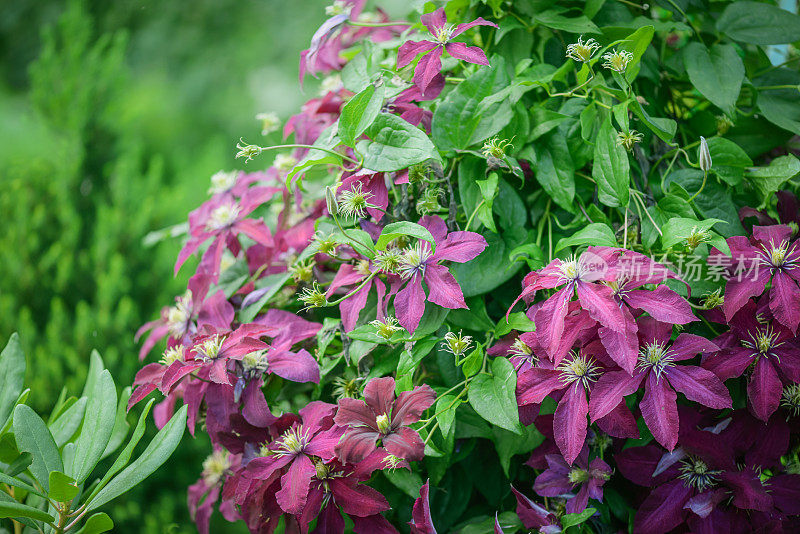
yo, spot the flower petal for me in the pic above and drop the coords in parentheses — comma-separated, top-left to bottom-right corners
(392, 384, 436, 427)
(516, 368, 563, 406)
(444, 42, 490, 65)
(275, 454, 316, 515)
(383, 426, 425, 461)
(451, 17, 498, 37)
(329, 478, 390, 517)
(553, 384, 588, 465)
(576, 281, 626, 332)
(634, 480, 691, 534)
(748, 358, 782, 421)
(395, 275, 427, 333)
(667, 365, 731, 409)
(336, 427, 380, 465)
(424, 264, 467, 310)
(364, 376, 396, 418)
(413, 47, 444, 95)
(624, 286, 696, 324)
(641, 373, 679, 451)
(420, 8, 446, 35)
(267, 348, 320, 383)
(533, 286, 572, 356)
(397, 40, 438, 68)
(770, 271, 800, 334)
(589, 370, 644, 421)
(409, 480, 436, 534)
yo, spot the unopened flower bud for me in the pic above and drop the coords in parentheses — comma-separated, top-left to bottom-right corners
(698, 136, 712, 173)
(325, 185, 339, 216)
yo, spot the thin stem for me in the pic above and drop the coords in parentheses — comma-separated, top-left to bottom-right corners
(347, 20, 412, 28)
(687, 171, 708, 202)
(465, 199, 486, 231)
(255, 144, 360, 165)
(332, 213, 375, 256)
(623, 207, 629, 249)
(631, 190, 662, 237)
(327, 271, 378, 305)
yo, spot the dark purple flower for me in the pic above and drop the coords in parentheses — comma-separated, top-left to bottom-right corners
(739, 190, 799, 230)
(702, 300, 800, 421)
(409, 480, 436, 534)
(510, 486, 561, 533)
(397, 8, 497, 93)
(394, 215, 487, 333)
(720, 225, 800, 333)
(334, 376, 435, 464)
(589, 318, 728, 451)
(533, 446, 612, 514)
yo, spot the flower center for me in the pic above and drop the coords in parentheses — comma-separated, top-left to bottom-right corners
(201, 450, 231, 487)
(433, 24, 455, 44)
(272, 426, 309, 457)
(194, 335, 226, 361)
(568, 468, 589, 484)
(636, 342, 676, 381)
(678, 457, 721, 491)
(207, 203, 241, 231)
(558, 256, 580, 282)
(166, 291, 193, 338)
(399, 241, 432, 279)
(442, 330, 473, 357)
(557, 353, 601, 389)
(758, 240, 797, 270)
(781, 384, 800, 417)
(355, 259, 372, 277)
(337, 182, 373, 219)
(160, 346, 185, 366)
(208, 170, 238, 195)
(241, 350, 269, 375)
(742, 326, 783, 359)
(370, 317, 403, 340)
(376, 413, 391, 434)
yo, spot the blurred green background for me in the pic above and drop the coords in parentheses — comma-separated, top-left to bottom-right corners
(0, 0, 333, 531)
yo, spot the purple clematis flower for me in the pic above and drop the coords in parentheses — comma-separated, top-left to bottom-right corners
(589, 317, 729, 451)
(510, 486, 562, 534)
(246, 402, 344, 515)
(394, 215, 487, 333)
(510, 247, 628, 365)
(334, 376, 436, 464)
(719, 225, 800, 333)
(533, 446, 612, 515)
(702, 300, 800, 421)
(397, 8, 497, 93)
(739, 189, 799, 230)
(409, 480, 436, 534)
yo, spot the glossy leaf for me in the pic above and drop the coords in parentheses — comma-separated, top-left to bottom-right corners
(0, 333, 26, 432)
(468, 357, 522, 434)
(13, 404, 62, 491)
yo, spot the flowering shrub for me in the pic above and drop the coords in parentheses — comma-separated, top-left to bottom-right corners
(133, 1, 800, 533)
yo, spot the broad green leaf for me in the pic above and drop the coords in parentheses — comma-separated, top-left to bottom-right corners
(528, 135, 576, 213)
(492, 425, 544, 476)
(0, 333, 26, 432)
(717, 1, 800, 44)
(49, 397, 87, 447)
(375, 222, 435, 252)
(747, 155, 800, 204)
(48, 471, 78, 502)
(618, 25, 654, 82)
(630, 99, 676, 142)
(86, 404, 187, 511)
(756, 69, 800, 136)
(561, 508, 597, 530)
(340, 53, 369, 93)
(76, 513, 114, 534)
(705, 137, 752, 186)
(86, 399, 155, 504)
(684, 43, 744, 114)
(555, 223, 618, 252)
(661, 218, 726, 250)
(0, 471, 42, 498)
(468, 357, 522, 435)
(357, 113, 438, 172)
(383, 469, 423, 500)
(435, 395, 458, 439)
(332, 228, 376, 259)
(432, 59, 513, 151)
(461, 346, 483, 379)
(495, 312, 535, 337)
(13, 404, 62, 491)
(592, 117, 630, 207)
(396, 337, 439, 380)
(71, 370, 117, 483)
(4, 452, 32, 477)
(665, 169, 745, 237)
(0, 500, 54, 523)
(339, 82, 384, 147)
(101, 386, 132, 460)
(533, 10, 600, 34)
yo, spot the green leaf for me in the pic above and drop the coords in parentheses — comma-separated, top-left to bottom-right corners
(747, 155, 800, 204)
(0, 333, 26, 432)
(383, 469, 423, 500)
(332, 228, 376, 259)
(461, 346, 483, 379)
(555, 223, 618, 252)
(705, 137, 752, 186)
(338, 82, 384, 147)
(561, 508, 597, 530)
(683, 43, 744, 114)
(495, 312, 535, 337)
(101, 386, 132, 460)
(435, 395, 458, 438)
(492, 424, 544, 477)
(661, 218, 726, 250)
(717, 1, 800, 45)
(533, 10, 600, 34)
(85, 399, 155, 505)
(48, 471, 79, 502)
(618, 25, 654, 82)
(357, 113, 438, 172)
(81, 350, 105, 398)
(13, 404, 62, 491)
(0, 471, 42, 498)
(375, 222, 435, 252)
(592, 117, 630, 207)
(630, 99, 676, 142)
(4, 452, 32, 477)
(756, 70, 800, 136)
(49, 397, 87, 447)
(468, 357, 522, 434)
(529, 134, 576, 213)
(76, 513, 114, 534)
(70, 370, 117, 483)
(0, 500, 54, 523)
(432, 59, 513, 151)
(86, 404, 187, 511)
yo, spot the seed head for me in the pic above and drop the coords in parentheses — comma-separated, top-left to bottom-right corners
(781, 383, 800, 417)
(602, 49, 634, 73)
(235, 138, 262, 162)
(298, 282, 328, 310)
(678, 457, 721, 491)
(442, 330, 473, 357)
(374, 248, 404, 274)
(566, 36, 600, 63)
(481, 136, 514, 159)
(700, 289, 724, 310)
(337, 182, 374, 220)
(370, 317, 403, 340)
(616, 130, 643, 151)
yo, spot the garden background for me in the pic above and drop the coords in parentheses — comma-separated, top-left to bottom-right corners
(0, 0, 402, 531)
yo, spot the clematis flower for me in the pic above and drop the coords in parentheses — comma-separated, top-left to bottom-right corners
(702, 300, 800, 421)
(246, 402, 344, 515)
(409, 480, 436, 534)
(533, 446, 612, 514)
(188, 449, 240, 534)
(509, 486, 561, 534)
(394, 215, 487, 333)
(175, 186, 279, 280)
(397, 8, 497, 93)
(719, 225, 800, 333)
(589, 318, 729, 451)
(510, 247, 627, 363)
(739, 190, 799, 230)
(326, 256, 387, 332)
(516, 344, 636, 464)
(335, 376, 435, 464)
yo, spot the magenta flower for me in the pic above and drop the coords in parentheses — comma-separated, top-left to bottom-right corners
(409, 480, 436, 534)
(175, 186, 278, 279)
(589, 318, 729, 451)
(397, 8, 497, 93)
(702, 300, 800, 421)
(246, 402, 344, 515)
(394, 215, 487, 333)
(510, 247, 627, 364)
(720, 225, 800, 333)
(739, 189, 799, 229)
(510, 486, 561, 534)
(533, 446, 612, 515)
(516, 346, 634, 464)
(334, 376, 435, 464)
(327, 259, 388, 332)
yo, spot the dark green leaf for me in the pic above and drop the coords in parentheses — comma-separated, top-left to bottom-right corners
(717, 1, 800, 44)
(71, 369, 117, 483)
(48, 471, 79, 502)
(49, 397, 87, 447)
(592, 117, 630, 207)
(0, 500, 54, 523)
(684, 43, 744, 113)
(0, 471, 42, 498)
(556, 223, 618, 252)
(376, 222, 435, 252)
(13, 404, 62, 491)
(358, 113, 438, 172)
(467, 357, 522, 434)
(0, 333, 26, 432)
(76, 512, 114, 534)
(747, 155, 800, 204)
(339, 82, 385, 147)
(705, 136, 752, 186)
(561, 508, 597, 530)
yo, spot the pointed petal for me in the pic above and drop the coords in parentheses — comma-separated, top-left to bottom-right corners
(395, 276, 427, 333)
(413, 47, 443, 94)
(624, 286, 697, 324)
(383, 426, 425, 461)
(667, 365, 731, 409)
(424, 264, 467, 309)
(275, 454, 316, 515)
(641, 373, 679, 450)
(634, 480, 691, 534)
(444, 42, 490, 65)
(576, 281, 626, 332)
(598, 306, 639, 374)
(432, 231, 487, 263)
(723, 268, 769, 321)
(748, 359, 782, 421)
(397, 40, 438, 68)
(533, 286, 572, 356)
(329, 478, 390, 517)
(267, 348, 320, 383)
(553, 384, 588, 465)
(420, 8, 446, 34)
(516, 368, 563, 406)
(451, 17, 498, 37)
(669, 333, 720, 361)
(770, 272, 800, 333)
(392, 384, 436, 426)
(589, 370, 644, 421)
(409, 480, 436, 534)
(234, 218, 272, 246)
(364, 376, 396, 417)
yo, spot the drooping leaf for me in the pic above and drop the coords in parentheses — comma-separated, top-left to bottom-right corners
(683, 43, 744, 113)
(0, 333, 26, 432)
(358, 113, 438, 172)
(468, 357, 522, 434)
(555, 223, 618, 252)
(592, 117, 630, 208)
